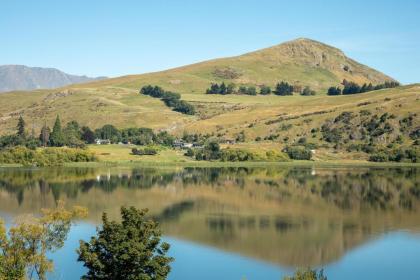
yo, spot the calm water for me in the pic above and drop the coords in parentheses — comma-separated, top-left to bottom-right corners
(0, 166, 419, 279)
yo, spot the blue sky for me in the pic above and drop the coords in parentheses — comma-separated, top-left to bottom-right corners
(1, 0, 419, 84)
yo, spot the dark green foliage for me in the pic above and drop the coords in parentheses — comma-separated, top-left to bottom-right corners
(206, 82, 235, 94)
(342, 81, 361, 95)
(50, 115, 65, 147)
(283, 146, 312, 160)
(327, 86, 341, 96)
(81, 126, 96, 144)
(95, 125, 121, 143)
(155, 131, 175, 146)
(39, 124, 51, 147)
(283, 268, 327, 280)
(338, 80, 399, 95)
(64, 120, 85, 148)
(141, 85, 195, 115)
(173, 100, 195, 115)
(0, 135, 25, 149)
(16, 116, 26, 138)
(131, 147, 158, 156)
(274, 81, 294, 96)
(246, 86, 257, 95)
(77, 207, 173, 280)
(369, 152, 389, 162)
(259, 85, 271, 95)
(194, 139, 220, 160)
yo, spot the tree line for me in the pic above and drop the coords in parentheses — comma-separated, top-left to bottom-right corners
(205, 81, 316, 96)
(140, 85, 195, 115)
(327, 80, 400, 95)
(0, 115, 175, 150)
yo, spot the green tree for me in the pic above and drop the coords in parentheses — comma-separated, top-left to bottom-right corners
(246, 86, 257, 95)
(327, 86, 341, 96)
(226, 83, 235, 94)
(81, 126, 96, 144)
(50, 115, 65, 147)
(274, 81, 294, 96)
(63, 121, 84, 147)
(259, 85, 271, 95)
(16, 116, 26, 138)
(0, 202, 87, 280)
(39, 123, 51, 147)
(219, 82, 227, 94)
(283, 268, 327, 280)
(301, 86, 316, 96)
(78, 207, 173, 280)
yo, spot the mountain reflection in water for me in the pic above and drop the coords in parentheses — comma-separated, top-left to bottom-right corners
(0, 166, 419, 267)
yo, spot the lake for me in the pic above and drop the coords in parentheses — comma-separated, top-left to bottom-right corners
(0, 166, 419, 279)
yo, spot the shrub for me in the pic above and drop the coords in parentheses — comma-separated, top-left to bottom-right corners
(369, 152, 388, 162)
(283, 268, 327, 280)
(283, 146, 312, 160)
(219, 148, 255, 162)
(0, 146, 96, 166)
(131, 147, 158, 156)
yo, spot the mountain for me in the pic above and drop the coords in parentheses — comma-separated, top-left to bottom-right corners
(0, 65, 106, 93)
(92, 38, 396, 94)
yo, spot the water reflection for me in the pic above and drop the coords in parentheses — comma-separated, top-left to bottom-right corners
(0, 166, 419, 267)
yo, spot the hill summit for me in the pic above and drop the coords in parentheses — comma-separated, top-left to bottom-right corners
(94, 38, 396, 94)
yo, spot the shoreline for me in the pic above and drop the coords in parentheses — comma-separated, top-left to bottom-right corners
(1, 160, 419, 169)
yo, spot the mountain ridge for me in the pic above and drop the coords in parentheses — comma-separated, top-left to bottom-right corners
(0, 65, 106, 93)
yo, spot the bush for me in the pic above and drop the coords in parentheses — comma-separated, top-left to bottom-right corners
(283, 268, 327, 280)
(131, 147, 158, 156)
(219, 148, 255, 162)
(283, 146, 312, 160)
(0, 146, 96, 166)
(369, 152, 388, 162)
(300, 86, 316, 96)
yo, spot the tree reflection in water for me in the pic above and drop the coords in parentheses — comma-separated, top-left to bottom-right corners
(0, 166, 419, 267)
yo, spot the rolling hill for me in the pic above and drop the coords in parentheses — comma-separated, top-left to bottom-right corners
(83, 38, 395, 94)
(0, 65, 106, 93)
(0, 38, 418, 162)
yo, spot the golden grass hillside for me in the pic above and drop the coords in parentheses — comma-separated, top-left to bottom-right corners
(0, 38, 416, 145)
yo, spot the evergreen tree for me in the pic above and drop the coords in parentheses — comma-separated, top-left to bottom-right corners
(274, 81, 294, 96)
(16, 116, 25, 138)
(219, 82, 227, 94)
(50, 115, 64, 147)
(327, 87, 342, 96)
(39, 123, 51, 147)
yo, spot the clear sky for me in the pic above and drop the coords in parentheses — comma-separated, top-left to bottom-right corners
(1, 0, 419, 84)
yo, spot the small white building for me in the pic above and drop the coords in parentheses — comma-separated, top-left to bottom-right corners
(95, 139, 111, 145)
